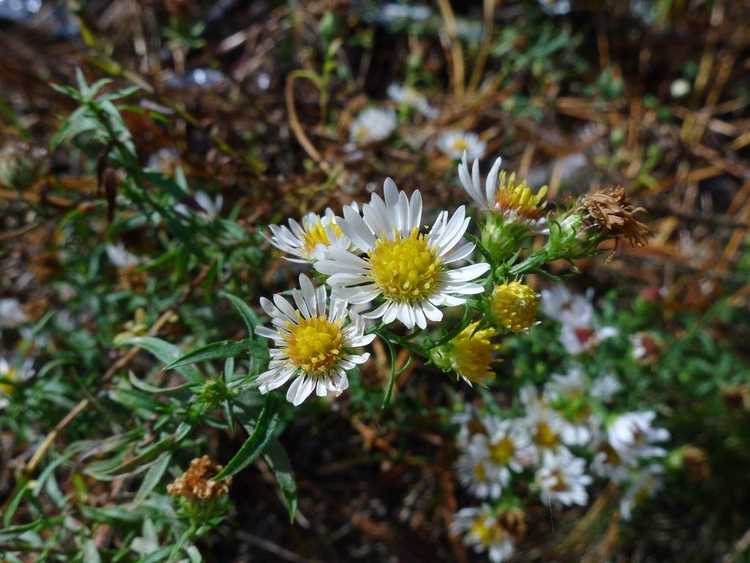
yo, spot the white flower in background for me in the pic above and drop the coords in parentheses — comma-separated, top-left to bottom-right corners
(591, 442, 630, 483)
(451, 505, 516, 563)
(620, 465, 664, 520)
(458, 154, 547, 227)
(520, 385, 566, 459)
(456, 439, 503, 499)
(540, 285, 594, 326)
(438, 130, 486, 160)
(536, 449, 592, 507)
(541, 285, 617, 355)
(315, 179, 489, 329)
(1, 356, 34, 409)
(608, 411, 670, 461)
(453, 406, 488, 449)
(0, 298, 28, 329)
(350, 107, 397, 145)
(175, 191, 223, 220)
(106, 243, 140, 268)
(254, 274, 374, 406)
(543, 366, 597, 446)
(481, 417, 535, 480)
(266, 208, 351, 263)
(387, 83, 438, 118)
(590, 373, 622, 402)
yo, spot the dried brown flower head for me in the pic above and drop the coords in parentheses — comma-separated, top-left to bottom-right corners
(497, 507, 527, 541)
(579, 186, 650, 247)
(682, 445, 711, 481)
(167, 455, 230, 501)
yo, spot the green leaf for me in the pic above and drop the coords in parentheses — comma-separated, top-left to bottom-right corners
(220, 291, 260, 335)
(128, 372, 191, 395)
(214, 395, 279, 480)
(132, 452, 172, 506)
(380, 336, 398, 410)
(164, 338, 252, 371)
(119, 336, 202, 383)
(264, 440, 298, 522)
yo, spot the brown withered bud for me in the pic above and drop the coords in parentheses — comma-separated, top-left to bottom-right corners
(682, 445, 711, 481)
(167, 456, 231, 501)
(720, 385, 750, 410)
(579, 186, 650, 247)
(497, 507, 527, 541)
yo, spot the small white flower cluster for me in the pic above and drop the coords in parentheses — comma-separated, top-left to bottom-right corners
(452, 364, 670, 561)
(541, 285, 618, 355)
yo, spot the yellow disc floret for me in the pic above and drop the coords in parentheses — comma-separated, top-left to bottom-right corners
(470, 516, 507, 546)
(0, 365, 16, 396)
(489, 436, 516, 465)
(451, 137, 469, 152)
(491, 282, 539, 332)
(533, 420, 560, 449)
(369, 229, 442, 302)
(450, 321, 499, 385)
(286, 317, 344, 376)
(303, 221, 342, 255)
(495, 171, 547, 221)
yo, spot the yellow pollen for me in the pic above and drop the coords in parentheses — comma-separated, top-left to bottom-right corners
(451, 322, 499, 385)
(303, 221, 342, 254)
(489, 437, 516, 465)
(369, 229, 442, 303)
(534, 421, 559, 449)
(491, 282, 539, 332)
(494, 171, 547, 221)
(451, 137, 469, 152)
(285, 317, 344, 376)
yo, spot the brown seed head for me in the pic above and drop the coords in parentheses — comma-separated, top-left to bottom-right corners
(497, 507, 527, 541)
(579, 186, 650, 247)
(167, 455, 230, 501)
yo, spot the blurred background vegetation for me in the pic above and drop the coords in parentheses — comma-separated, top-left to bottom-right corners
(1, 0, 750, 561)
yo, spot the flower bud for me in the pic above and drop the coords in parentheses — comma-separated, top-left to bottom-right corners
(490, 282, 539, 332)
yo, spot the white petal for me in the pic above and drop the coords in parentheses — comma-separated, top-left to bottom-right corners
(444, 262, 490, 282)
(383, 177, 399, 207)
(485, 155, 503, 207)
(341, 206, 376, 252)
(287, 376, 315, 406)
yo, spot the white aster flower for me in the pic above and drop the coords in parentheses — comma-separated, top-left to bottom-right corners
(350, 107, 397, 145)
(520, 385, 566, 459)
(438, 130, 486, 160)
(540, 285, 594, 326)
(315, 179, 489, 329)
(266, 208, 351, 263)
(457, 154, 547, 227)
(559, 322, 618, 355)
(481, 417, 535, 479)
(620, 464, 663, 520)
(1, 356, 34, 410)
(0, 298, 28, 329)
(254, 274, 375, 406)
(106, 243, 140, 268)
(608, 411, 670, 461)
(544, 366, 598, 446)
(456, 439, 503, 499)
(451, 505, 516, 563)
(536, 449, 592, 507)
(591, 442, 630, 483)
(453, 406, 489, 449)
(387, 83, 438, 118)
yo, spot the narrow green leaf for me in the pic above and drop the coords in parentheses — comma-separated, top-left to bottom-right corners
(132, 452, 172, 506)
(220, 291, 260, 335)
(119, 336, 202, 383)
(264, 440, 298, 522)
(128, 372, 191, 395)
(214, 395, 279, 480)
(164, 338, 252, 370)
(380, 336, 398, 410)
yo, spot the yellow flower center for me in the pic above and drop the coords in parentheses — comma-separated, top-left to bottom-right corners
(0, 366, 16, 396)
(369, 229, 442, 303)
(550, 470, 568, 492)
(491, 282, 539, 332)
(473, 461, 488, 482)
(286, 317, 344, 376)
(534, 420, 560, 449)
(451, 322, 498, 385)
(303, 221, 342, 255)
(451, 137, 469, 152)
(489, 437, 516, 465)
(470, 517, 506, 545)
(494, 171, 547, 221)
